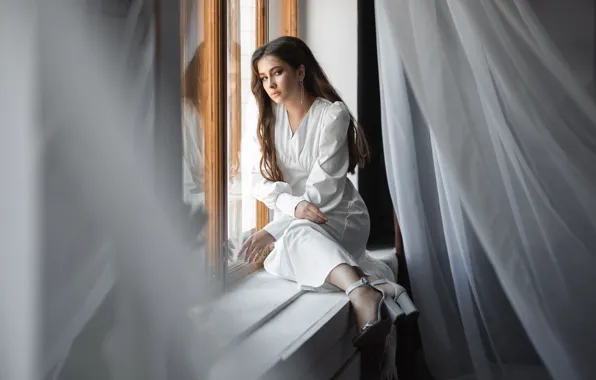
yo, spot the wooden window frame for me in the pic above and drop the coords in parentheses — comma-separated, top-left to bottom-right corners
(179, 0, 299, 284)
(180, 0, 229, 286)
(282, 0, 299, 37)
(203, 0, 228, 282)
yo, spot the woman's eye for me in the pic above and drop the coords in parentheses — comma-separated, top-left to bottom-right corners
(261, 77, 267, 82)
(274, 71, 282, 76)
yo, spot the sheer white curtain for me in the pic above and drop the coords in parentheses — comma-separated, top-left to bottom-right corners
(375, 1, 596, 380)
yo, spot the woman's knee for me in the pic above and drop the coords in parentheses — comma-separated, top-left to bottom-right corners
(285, 219, 318, 233)
(283, 219, 321, 241)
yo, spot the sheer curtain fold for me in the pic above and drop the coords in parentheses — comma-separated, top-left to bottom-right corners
(376, 1, 596, 379)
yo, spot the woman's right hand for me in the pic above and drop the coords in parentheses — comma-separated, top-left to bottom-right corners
(240, 229, 276, 263)
(295, 200, 328, 224)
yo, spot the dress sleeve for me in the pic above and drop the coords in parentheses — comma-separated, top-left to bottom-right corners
(251, 135, 302, 216)
(301, 101, 351, 213)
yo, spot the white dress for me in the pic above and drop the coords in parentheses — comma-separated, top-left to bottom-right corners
(253, 98, 395, 291)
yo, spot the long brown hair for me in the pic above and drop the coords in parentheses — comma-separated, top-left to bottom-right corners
(251, 36, 370, 182)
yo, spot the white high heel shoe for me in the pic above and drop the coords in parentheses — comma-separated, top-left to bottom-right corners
(371, 279, 419, 321)
(346, 277, 392, 347)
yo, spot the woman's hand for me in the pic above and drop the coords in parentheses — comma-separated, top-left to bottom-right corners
(295, 200, 328, 224)
(241, 229, 276, 263)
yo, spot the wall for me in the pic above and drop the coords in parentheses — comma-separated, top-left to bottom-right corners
(298, 0, 358, 117)
(298, 0, 359, 186)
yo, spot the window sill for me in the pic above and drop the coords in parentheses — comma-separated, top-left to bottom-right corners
(191, 270, 358, 380)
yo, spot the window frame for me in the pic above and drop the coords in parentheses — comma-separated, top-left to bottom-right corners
(282, 0, 299, 37)
(180, 0, 299, 285)
(200, 0, 228, 282)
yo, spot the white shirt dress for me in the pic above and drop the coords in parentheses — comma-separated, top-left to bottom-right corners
(253, 98, 394, 292)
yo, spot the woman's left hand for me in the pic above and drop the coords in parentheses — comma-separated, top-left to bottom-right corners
(240, 229, 276, 263)
(294, 200, 328, 224)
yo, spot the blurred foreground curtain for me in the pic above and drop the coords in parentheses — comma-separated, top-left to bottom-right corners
(375, 1, 596, 380)
(34, 1, 211, 379)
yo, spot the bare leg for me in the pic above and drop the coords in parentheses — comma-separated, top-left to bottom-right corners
(326, 264, 382, 329)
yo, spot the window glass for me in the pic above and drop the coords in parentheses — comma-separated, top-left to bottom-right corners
(227, 0, 259, 266)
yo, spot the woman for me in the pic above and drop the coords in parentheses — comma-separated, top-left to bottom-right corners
(240, 36, 417, 347)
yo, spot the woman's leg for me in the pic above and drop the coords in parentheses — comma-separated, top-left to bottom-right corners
(265, 221, 384, 328)
(326, 264, 383, 329)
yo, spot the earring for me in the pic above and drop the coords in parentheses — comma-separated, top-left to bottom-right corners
(300, 79, 304, 104)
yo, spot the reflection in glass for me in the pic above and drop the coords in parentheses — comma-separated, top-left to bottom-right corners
(182, 45, 205, 207)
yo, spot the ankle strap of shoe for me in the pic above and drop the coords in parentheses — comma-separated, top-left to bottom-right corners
(345, 277, 370, 296)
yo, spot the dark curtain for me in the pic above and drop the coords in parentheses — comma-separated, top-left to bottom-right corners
(356, 0, 394, 249)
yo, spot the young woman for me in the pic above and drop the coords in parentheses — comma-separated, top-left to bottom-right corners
(240, 36, 417, 347)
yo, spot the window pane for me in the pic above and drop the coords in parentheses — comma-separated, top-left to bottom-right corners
(227, 0, 258, 265)
(181, 0, 206, 209)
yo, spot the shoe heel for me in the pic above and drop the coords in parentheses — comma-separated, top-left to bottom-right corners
(396, 292, 419, 319)
(383, 298, 405, 324)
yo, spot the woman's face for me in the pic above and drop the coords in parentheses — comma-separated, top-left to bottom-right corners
(257, 55, 302, 105)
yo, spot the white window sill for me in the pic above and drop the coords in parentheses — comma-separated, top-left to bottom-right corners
(191, 270, 359, 380)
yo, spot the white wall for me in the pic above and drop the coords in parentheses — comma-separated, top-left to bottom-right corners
(299, 0, 358, 117)
(299, 0, 359, 186)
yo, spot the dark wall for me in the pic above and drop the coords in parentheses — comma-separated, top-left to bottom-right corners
(357, 0, 395, 248)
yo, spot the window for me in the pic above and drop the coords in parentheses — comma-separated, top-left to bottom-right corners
(180, 0, 297, 285)
(226, 0, 261, 276)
